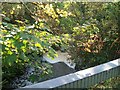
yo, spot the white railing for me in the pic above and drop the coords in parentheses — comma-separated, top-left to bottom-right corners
(19, 58, 120, 89)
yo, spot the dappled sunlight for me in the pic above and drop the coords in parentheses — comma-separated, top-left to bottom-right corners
(1, 2, 120, 89)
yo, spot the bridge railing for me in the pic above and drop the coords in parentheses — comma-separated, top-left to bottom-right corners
(19, 59, 120, 89)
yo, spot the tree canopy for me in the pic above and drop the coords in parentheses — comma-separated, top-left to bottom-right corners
(1, 1, 120, 89)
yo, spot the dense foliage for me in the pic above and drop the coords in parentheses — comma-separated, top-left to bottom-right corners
(92, 76, 120, 89)
(1, 5, 65, 87)
(1, 2, 120, 88)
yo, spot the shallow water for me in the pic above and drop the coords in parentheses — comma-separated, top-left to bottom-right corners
(11, 51, 76, 88)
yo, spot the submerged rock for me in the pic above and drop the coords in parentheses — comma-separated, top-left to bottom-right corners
(11, 67, 35, 88)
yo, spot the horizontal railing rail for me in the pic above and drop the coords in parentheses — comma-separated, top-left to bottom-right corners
(18, 58, 120, 89)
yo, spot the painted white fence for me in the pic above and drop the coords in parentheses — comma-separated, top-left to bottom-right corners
(17, 58, 120, 89)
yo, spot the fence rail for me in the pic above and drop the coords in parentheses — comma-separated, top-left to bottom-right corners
(19, 59, 120, 89)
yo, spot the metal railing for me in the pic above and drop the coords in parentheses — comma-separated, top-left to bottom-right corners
(19, 58, 120, 89)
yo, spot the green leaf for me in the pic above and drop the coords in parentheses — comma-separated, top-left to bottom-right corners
(4, 17, 10, 22)
(29, 74, 38, 83)
(4, 53, 17, 66)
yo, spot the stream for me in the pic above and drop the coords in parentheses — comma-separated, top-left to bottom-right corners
(11, 51, 76, 88)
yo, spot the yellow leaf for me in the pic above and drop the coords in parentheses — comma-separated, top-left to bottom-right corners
(54, 53, 58, 57)
(23, 40, 28, 44)
(21, 46, 26, 52)
(10, 10, 14, 14)
(8, 50, 13, 55)
(85, 48, 91, 52)
(2, 30, 7, 33)
(15, 59, 19, 63)
(11, 44, 15, 48)
(39, 23, 44, 28)
(20, 26, 25, 31)
(35, 43, 43, 49)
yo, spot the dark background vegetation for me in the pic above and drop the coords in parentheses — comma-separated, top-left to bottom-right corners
(0, 2, 120, 89)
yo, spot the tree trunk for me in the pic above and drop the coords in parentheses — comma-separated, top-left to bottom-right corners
(0, 3, 2, 22)
(0, 2, 2, 90)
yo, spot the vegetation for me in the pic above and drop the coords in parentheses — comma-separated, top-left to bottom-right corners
(91, 76, 120, 89)
(0, 1, 120, 89)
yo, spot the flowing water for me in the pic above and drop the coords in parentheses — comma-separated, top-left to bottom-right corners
(43, 50, 76, 69)
(43, 50, 76, 78)
(11, 51, 76, 88)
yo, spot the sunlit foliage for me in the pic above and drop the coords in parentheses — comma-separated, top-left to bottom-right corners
(1, 1, 120, 88)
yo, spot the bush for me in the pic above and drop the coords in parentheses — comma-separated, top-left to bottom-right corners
(0, 16, 64, 87)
